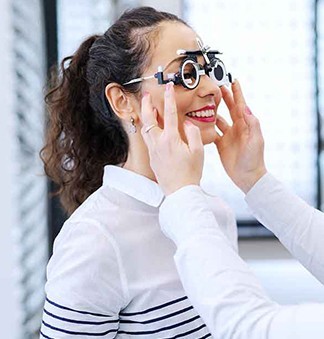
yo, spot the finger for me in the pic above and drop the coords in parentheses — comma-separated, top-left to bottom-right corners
(220, 85, 241, 123)
(140, 92, 161, 140)
(213, 131, 222, 145)
(232, 80, 246, 113)
(183, 121, 203, 155)
(243, 108, 262, 137)
(163, 82, 179, 136)
(245, 106, 253, 116)
(141, 111, 161, 146)
(216, 115, 230, 134)
(220, 85, 235, 111)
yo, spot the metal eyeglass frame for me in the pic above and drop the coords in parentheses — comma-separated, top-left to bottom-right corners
(122, 38, 232, 90)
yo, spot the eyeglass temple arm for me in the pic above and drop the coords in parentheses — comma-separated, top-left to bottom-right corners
(155, 66, 176, 85)
(123, 75, 155, 85)
(123, 67, 175, 86)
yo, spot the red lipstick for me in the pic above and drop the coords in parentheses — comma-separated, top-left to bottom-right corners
(186, 105, 216, 123)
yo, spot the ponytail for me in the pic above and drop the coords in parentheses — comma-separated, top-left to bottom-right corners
(41, 35, 129, 215)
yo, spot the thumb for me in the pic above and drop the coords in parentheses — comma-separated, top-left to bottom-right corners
(213, 131, 222, 149)
(243, 109, 264, 147)
(243, 107, 262, 135)
(183, 121, 204, 155)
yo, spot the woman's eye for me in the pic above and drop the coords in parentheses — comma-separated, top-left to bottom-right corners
(184, 72, 193, 79)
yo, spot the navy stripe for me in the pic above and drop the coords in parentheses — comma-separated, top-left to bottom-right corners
(42, 320, 118, 336)
(46, 297, 113, 318)
(40, 331, 55, 339)
(198, 334, 212, 339)
(118, 315, 200, 335)
(44, 308, 119, 325)
(120, 296, 188, 316)
(171, 324, 207, 338)
(120, 306, 193, 324)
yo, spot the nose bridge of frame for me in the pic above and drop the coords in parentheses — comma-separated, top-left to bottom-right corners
(199, 67, 219, 89)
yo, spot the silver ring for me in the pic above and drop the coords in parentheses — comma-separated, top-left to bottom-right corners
(144, 124, 158, 133)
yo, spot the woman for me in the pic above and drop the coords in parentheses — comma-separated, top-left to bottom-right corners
(140, 78, 324, 338)
(40, 6, 237, 338)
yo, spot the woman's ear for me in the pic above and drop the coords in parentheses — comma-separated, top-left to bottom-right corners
(105, 83, 140, 122)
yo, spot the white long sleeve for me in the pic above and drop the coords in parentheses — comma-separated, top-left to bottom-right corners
(245, 173, 324, 284)
(159, 185, 324, 339)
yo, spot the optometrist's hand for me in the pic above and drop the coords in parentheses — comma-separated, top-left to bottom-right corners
(215, 80, 267, 193)
(141, 82, 204, 196)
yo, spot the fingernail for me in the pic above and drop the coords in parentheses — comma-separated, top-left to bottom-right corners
(143, 91, 150, 98)
(184, 120, 192, 126)
(245, 106, 253, 115)
(166, 82, 174, 92)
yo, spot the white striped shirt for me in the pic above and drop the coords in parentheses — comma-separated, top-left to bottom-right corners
(40, 165, 238, 338)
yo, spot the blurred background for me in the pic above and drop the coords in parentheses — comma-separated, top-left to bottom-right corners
(1, 0, 324, 338)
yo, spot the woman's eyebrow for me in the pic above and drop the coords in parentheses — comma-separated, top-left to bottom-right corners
(163, 55, 187, 72)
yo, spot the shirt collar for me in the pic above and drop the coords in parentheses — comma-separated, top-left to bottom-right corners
(102, 165, 165, 207)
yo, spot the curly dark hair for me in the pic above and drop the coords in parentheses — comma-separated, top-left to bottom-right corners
(40, 7, 188, 215)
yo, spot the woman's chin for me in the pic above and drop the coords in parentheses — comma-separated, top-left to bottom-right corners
(179, 125, 217, 145)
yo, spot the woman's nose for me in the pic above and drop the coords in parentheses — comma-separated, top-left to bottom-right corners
(196, 74, 222, 99)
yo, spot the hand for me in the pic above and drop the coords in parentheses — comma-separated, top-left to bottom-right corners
(215, 80, 267, 193)
(140, 82, 204, 196)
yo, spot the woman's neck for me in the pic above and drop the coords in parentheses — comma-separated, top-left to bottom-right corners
(122, 138, 157, 183)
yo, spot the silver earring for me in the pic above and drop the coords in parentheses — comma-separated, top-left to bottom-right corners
(128, 117, 137, 134)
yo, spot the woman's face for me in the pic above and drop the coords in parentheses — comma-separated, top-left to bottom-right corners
(139, 21, 222, 145)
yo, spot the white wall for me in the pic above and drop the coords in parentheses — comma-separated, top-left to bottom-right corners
(239, 239, 324, 304)
(0, 0, 23, 338)
(140, 0, 182, 16)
